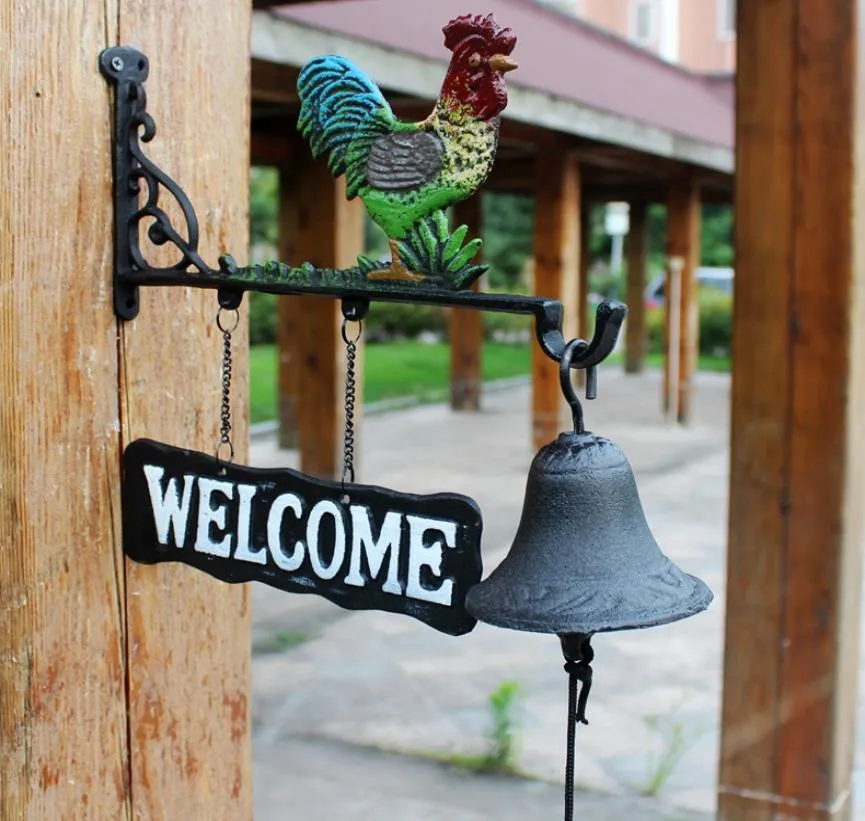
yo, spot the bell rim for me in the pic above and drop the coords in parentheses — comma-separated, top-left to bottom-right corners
(465, 572, 714, 636)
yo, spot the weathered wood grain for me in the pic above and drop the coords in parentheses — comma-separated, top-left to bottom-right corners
(719, 1, 863, 818)
(449, 195, 484, 412)
(0, 2, 131, 818)
(532, 149, 580, 449)
(117, 1, 253, 817)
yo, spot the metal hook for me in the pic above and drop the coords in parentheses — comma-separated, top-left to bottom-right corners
(559, 339, 594, 434)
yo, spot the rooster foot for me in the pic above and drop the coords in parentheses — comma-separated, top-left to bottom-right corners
(367, 240, 426, 282)
(367, 267, 425, 282)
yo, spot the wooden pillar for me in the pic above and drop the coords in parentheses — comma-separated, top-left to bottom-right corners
(449, 195, 484, 411)
(718, 2, 864, 819)
(625, 201, 648, 373)
(664, 178, 700, 423)
(294, 156, 365, 479)
(277, 167, 301, 448)
(579, 197, 591, 340)
(532, 150, 580, 450)
(0, 2, 252, 818)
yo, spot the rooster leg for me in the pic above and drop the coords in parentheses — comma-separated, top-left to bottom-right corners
(368, 239, 425, 282)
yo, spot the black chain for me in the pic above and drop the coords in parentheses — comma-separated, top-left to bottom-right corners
(216, 308, 239, 464)
(341, 318, 362, 487)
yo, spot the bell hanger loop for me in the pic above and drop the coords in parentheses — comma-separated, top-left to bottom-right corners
(559, 338, 597, 435)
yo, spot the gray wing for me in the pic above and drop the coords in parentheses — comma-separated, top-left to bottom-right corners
(365, 130, 444, 192)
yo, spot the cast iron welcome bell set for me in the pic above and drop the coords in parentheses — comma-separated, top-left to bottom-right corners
(100, 13, 712, 819)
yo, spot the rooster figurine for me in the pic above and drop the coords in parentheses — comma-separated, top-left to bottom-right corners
(297, 13, 518, 283)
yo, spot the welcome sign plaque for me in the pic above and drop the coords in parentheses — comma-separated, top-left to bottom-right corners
(122, 440, 484, 636)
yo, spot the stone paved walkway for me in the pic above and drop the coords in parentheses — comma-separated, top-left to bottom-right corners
(248, 370, 865, 820)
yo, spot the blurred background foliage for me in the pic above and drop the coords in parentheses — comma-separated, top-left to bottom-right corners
(248, 167, 733, 355)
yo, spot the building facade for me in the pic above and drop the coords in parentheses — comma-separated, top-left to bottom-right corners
(540, 0, 736, 72)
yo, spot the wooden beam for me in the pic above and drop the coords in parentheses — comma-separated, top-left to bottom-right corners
(664, 178, 700, 423)
(718, 2, 864, 819)
(251, 58, 299, 105)
(291, 156, 365, 478)
(532, 150, 580, 449)
(0, 1, 252, 818)
(449, 196, 484, 412)
(251, 132, 295, 167)
(625, 201, 648, 373)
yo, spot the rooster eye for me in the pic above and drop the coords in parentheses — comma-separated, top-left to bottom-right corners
(468, 53, 482, 67)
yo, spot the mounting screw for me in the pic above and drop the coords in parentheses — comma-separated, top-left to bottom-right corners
(111, 56, 124, 71)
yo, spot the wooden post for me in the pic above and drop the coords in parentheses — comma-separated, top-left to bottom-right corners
(449, 195, 484, 412)
(293, 155, 365, 478)
(277, 167, 301, 449)
(532, 150, 580, 450)
(0, 2, 252, 818)
(718, 2, 864, 819)
(579, 198, 591, 340)
(664, 178, 700, 423)
(625, 201, 648, 373)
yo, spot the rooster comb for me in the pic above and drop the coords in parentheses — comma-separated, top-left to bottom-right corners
(443, 13, 517, 54)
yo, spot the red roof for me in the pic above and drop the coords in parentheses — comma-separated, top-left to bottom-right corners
(269, 0, 733, 149)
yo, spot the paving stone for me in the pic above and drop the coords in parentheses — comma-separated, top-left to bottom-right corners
(248, 372, 865, 819)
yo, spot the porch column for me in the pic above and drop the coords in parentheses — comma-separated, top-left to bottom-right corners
(449, 194, 484, 411)
(0, 1, 252, 817)
(664, 177, 700, 423)
(718, 2, 864, 819)
(625, 201, 648, 373)
(292, 155, 365, 478)
(532, 149, 580, 450)
(579, 197, 591, 340)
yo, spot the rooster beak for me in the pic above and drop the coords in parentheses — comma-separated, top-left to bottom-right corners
(489, 54, 518, 73)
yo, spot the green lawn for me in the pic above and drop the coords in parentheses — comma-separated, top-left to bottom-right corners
(248, 342, 731, 425)
(249, 341, 531, 425)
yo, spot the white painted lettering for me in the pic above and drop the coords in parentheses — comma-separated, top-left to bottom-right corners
(267, 493, 305, 571)
(405, 515, 457, 605)
(345, 507, 403, 594)
(194, 478, 234, 557)
(234, 483, 266, 564)
(143, 464, 195, 548)
(306, 500, 346, 580)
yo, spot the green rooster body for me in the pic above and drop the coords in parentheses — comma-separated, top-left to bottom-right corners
(360, 102, 500, 240)
(297, 13, 518, 282)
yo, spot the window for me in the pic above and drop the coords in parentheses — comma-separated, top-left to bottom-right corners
(719, 0, 736, 39)
(631, 0, 656, 46)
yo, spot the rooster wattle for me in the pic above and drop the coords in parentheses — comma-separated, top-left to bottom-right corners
(297, 13, 518, 281)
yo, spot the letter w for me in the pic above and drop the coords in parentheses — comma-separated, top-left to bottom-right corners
(143, 465, 195, 548)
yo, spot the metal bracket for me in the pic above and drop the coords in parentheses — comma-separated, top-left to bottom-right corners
(99, 46, 626, 378)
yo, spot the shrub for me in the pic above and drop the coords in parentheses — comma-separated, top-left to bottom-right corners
(365, 302, 448, 342)
(482, 311, 532, 343)
(249, 291, 277, 346)
(644, 290, 732, 357)
(698, 290, 732, 356)
(646, 305, 664, 355)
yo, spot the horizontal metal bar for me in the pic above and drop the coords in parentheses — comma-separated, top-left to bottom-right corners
(115, 267, 626, 368)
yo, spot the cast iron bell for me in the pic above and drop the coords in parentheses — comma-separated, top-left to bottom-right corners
(464, 429, 712, 635)
(464, 334, 713, 821)
(465, 341, 713, 636)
